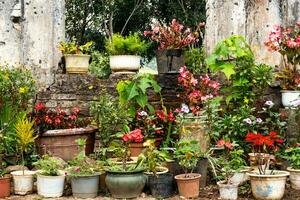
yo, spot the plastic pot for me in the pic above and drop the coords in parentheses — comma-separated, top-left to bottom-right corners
(148, 173, 174, 198)
(105, 170, 146, 199)
(109, 55, 141, 74)
(71, 174, 100, 198)
(281, 90, 300, 108)
(217, 180, 239, 200)
(0, 176, 11, 198)
(64, 54, 90, 73)
(287, 167, 300, 190)
(175, 173, 201, 198)
(37, 172, 65, 197)
(11, 170, 36, 195)
(247, 170, 289, 200)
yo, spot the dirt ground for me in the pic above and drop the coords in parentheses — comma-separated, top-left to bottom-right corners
(4, 184, 300, 200)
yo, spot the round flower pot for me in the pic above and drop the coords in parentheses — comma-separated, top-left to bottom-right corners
(217, 180, 239, 200)
(247, 170, 289, 200)
(109, 55, 141, 74)
(174, 173, 201, 198)
(37, 172, 65, 197)
(11, 170, 36, 195)
(287, 167, 300, 190)
(36, 126, 97, 161)
(145, 171, 174, 198)
(105, 170, 146, 199)
(0, 175, 11, 198)
(129, 142, 145, 157)
(281, 90, 300, 108)
(230, 167, 252, 185)
(71, 173, 100, 198)
(156, 49, 184, 74)
(64, 54, 90, 73)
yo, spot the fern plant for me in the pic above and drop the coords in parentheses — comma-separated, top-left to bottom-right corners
(14, 114, 37, 174)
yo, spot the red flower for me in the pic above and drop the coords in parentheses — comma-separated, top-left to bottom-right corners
(123, 129, 144, 143)
(155, 129, 164, 134)
(72, 106, 80, 115)
(35, 102, 45, 111)
(156, 110, 166, 121)
(122, 134, 132, 142)
(168, 112, 176, 122)
(69, 115, 77, 120)
(216, 140, 225, 147)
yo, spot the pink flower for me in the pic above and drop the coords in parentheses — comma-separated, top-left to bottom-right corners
(153, 27, 160, 34)
(72, 106, 80, 115)
(69, 115, 77, 120)
(35, 102, 45, 111)
(190, 77, 198, 86)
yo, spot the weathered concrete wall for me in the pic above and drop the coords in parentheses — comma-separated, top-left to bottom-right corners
(205, 0, 300, 66)
(0, 0, 65, 87)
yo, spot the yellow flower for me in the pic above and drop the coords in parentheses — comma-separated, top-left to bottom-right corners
(88, 86, 93, 90)
(244, 97, 249, 104)
(19, 87, 27, 94)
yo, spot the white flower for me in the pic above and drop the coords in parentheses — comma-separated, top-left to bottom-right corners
(243, 118, 252, 125)
(181, 104, 190, 113)
(256, 118, 263, 123)
(264, 100, 274, 107)
(138, 111, 148, 116)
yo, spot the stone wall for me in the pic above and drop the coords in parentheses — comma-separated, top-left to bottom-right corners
(0, 0, 65, 87)
(205, 0, 300, 66)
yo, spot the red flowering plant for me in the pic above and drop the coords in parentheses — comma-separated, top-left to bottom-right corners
(130, 108, 178, 147)
(245, 131, 284, 174)
(264, 22, 300, 90)
(144, 19, 201, 49)
(30, 102, 90, 135)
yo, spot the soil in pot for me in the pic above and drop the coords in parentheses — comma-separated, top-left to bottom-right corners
(11, 170, 36, 195)
(105, 170, 146, 199)
(247, 170, 289, 200)
(217, 180, 239, 200)
(175, 173, 201, 198)
(0, 176, 11, 198)
(287, 167, 300, 190)
(37, 173, 65, 197)
(71, 174, 100, 198)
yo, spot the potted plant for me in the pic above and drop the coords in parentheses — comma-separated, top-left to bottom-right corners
(264, 23, 300, 107)
(215, 140, 248, 200)
(174, 139, 202, 198)
(68, 139, 102, 198)
(33, 155, 66, 197)
(105, 33, 148, 74)
(144, 19, 201, 73)
(105, 129, 146, 199)
(0, 164, 10, 198)
(282, 144, 300, 189)
(59, 39, 93, 73)
(137, 141, 173, 198)
(245, 131, 289, 200)
(11, 115, 37, 195)
(31, 103, 96, 161)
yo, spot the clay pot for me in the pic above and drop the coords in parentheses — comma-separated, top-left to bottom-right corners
(156, 49, 184, 74)
(129, 142, 145, 157)
(36, 126, 97, 161)
(175, 173, 201, 198)
(64, 54, 90, 73)
(0, 175, 11, 198)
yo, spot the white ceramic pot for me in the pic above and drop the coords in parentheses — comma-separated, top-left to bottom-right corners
(11, 170, 36, 195)
(37, 172, 65, 197)
(230, 167, 252, 185)
(287, 167, 300, 190)
(247, 170, 289, 200)
(64, 54, 90, 73)
(109, 55, 141, 74)
(217, 180, 239, 200)
(281, 90, 300, 108)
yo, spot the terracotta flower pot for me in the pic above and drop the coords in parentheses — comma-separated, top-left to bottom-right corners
(36, 126, 97, 161)
(175, 173, 201, 198)
(156, 49, 184, 74)
(0, 176, 11, 198)
(129, 142, 145, 157)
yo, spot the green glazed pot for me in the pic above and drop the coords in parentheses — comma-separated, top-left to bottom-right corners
(105, 170, 146, 199)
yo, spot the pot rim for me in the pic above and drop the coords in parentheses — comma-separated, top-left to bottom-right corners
(70, 172, 102, 178)
(36, 170, 66, 177)
(246, 170, 289, 177)
(42, 125, 97, 136)
(11, 170, 36, 176)
(174, 173, 201, 180)
(0, 175, 11, 180)
(110, 55, 141, 58)
(280, 90, 300, 93)
(217, 180, 239, 187)
(287, 167, 300, 172)
(64, 54, 91, 57)
(144, 166, 169, 175)
(106, 169, 144, 174)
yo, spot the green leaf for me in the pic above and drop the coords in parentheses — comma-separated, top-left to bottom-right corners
(126, 82, 139, 100)
(136, 94, 147, 108)
(226, 95, 233, 105)
(221, 63, 235, 79)
(146, 104, 155, 114)
(138, 79, 151, 94)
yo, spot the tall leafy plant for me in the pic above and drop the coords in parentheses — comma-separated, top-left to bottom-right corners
(117, 74, 161, 116)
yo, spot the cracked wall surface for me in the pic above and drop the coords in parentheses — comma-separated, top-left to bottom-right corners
(0, 0, 65, 88)
(205, 0, 300, 66)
